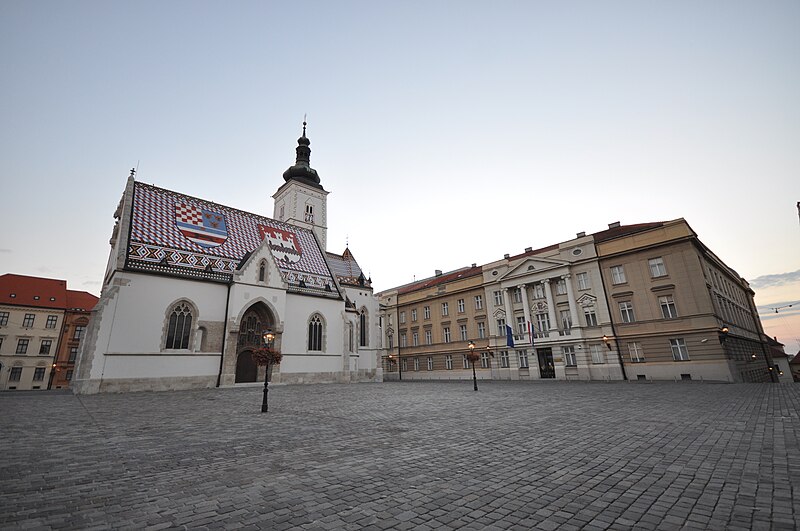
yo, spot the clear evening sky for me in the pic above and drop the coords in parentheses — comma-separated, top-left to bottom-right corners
(1, 1, 798, 352)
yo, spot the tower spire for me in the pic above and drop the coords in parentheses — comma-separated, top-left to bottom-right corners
(283, 117, 322, 188)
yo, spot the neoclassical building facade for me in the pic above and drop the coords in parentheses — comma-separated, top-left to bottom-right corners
(380, 220, 775, 383)
(73, 126, 381, 394)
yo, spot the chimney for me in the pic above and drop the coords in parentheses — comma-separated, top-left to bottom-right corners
(608, 221, 621, 229)
(471, 263, 477, 268)
(504, 254, 510, 259)
(435, 269, 442, 276)
(525, 247, 532, 253)
(576, 231, 586, 238)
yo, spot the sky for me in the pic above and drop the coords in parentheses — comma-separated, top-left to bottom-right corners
(1, 1, 799, 353)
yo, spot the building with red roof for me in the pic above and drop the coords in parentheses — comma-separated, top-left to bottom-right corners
(0, 274, 97, 390)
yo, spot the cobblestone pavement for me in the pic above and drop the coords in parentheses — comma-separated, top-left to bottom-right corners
(1, 381, 799, 531)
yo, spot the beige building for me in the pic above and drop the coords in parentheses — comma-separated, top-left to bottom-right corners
(0, 275, 95, 390)
(379, 219, 774, 383)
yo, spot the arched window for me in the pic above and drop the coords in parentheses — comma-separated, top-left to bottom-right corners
(166, 302, 193, 349)
(308, 315, 323, 351)
(360, 309, 368, 347)
(258, 261, 266, 282)
(305, 203, 314, 223)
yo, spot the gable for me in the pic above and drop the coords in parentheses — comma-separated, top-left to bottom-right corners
(126, 181, 338, 297)
(501, 257, 569, 280)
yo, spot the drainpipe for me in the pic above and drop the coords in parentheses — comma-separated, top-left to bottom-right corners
(598, 266, 628, 381)
(216, 281, 233, 387)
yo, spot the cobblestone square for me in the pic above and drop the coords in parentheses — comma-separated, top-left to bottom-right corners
(1, 381, 799, 530)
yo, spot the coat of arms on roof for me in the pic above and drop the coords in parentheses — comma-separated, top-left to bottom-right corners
(175, 203, 228, 249)
(259, 225, 302, 264)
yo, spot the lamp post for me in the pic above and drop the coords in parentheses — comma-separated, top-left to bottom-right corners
(261, 331, 275, 413)
(467, 340, 479, 391)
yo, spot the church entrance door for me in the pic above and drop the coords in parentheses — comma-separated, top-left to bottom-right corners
(236, 350, 257, 383)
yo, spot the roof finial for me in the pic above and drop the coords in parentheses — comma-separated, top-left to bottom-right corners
(302, 114, 307, 138)
(129, 167, 136, 178)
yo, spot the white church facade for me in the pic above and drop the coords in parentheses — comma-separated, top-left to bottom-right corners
(73, 126, 382, 394)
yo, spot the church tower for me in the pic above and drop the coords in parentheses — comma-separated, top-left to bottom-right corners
(273, 121, 329, 250)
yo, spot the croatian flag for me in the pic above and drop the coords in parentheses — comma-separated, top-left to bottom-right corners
(506, 324, 515, 348)
(175, 203, 228, 249)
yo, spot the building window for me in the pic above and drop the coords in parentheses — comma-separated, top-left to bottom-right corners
(308, 315, 323, 351)
(512, 316, 523, 335)
(413, 357, 420, 371)
(33, 367, 45, 381)
(399, 311, 405, 324)
(459, 324, 468, 341)
(535, 313, 550, 334)
(441, 302, 449, 316)
(445, 355, 453, 370)
(474, 295, 483, 310)
(46, 315, 58, 329)
(443, 327, 451, 343)
(411, 309, 417, 322)
(402, 358, 408, 372)
(590, 344, 605, 364)
(477, 322, 486, 339)
(360, 309, 368, 347)
(619, 302, 635, 323)
(412, 332, 419, 346)
(16, 339, 29, 354)
(584, 307, 598, 327)
(305, 203, 314, 223)
(496, 318, 506, 337)
(480, 352, 490, 368)
(23, 314, 35, 328)
(659, 296, 678, 319)
(462, 354, 470, 369)
(556, 279, 567, 295)
(423, 306, 430, 319)
(74, 326, 87, 340)
(165, 303, 192, 349)
(611, 265, 627, 285)
(512, 288, 522, 303)
(576, 272, 590, 290)
(65, 369, 73, 381)
(629, 342, 645, 362)
(258, 262, 266, 282)
(9, 367, 22, 381)
(560, 310, 572, 331)
(425, 330, 432, 345)
(649, 257, 667, 278)
(493, 291, 504, 306)
(0, 311, 8, 326)
(517, 350, 529, 368)
(563, 346, 577, 367)
(533, 284, 545, 299)
(388, 335, 394, 349)
(427, 357, 433, 371)
(500, 350, 510, 368)
(670, 338, 690, 361)
(400, 333, 406, 347)
(457, 299, 465, 313)
(39, 339, 52, 355)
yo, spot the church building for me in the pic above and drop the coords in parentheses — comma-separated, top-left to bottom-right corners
(73, 125, 381, 394)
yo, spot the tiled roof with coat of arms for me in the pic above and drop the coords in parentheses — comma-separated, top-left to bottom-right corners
(127, 181, 338, 296)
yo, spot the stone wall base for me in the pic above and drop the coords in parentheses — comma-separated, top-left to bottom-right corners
(274, 369, 379, 385)
(73, 375, 217, 394)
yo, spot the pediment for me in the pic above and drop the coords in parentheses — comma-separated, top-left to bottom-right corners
(576, 293, 597, 307)
(501, 257, 569, 281)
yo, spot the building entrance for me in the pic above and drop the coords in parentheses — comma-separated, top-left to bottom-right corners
(537, 348, 555, 379)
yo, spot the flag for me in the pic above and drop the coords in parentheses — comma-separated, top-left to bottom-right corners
(527, 320, 535, 347)
(506, 324, 515, 348)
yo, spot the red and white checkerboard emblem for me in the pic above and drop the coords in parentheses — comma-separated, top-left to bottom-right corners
(175, 203, 228, 248)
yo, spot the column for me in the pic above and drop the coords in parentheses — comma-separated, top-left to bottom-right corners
(542, 279, 558, 336)
(502, 288, 518, 371)
(519, 284, 533, 343)
(562, 274, 579, 329)
(503, 288, 514, 335)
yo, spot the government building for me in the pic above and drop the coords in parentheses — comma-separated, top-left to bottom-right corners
(378, 220, 776, 383)
(73, 125, 381, 394)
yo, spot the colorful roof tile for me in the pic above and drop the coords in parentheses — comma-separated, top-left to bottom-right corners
(128, 182, 337, 296)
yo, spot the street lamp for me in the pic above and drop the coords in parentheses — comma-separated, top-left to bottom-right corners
(467, 340, 479, 391)
(602, 335, 612, 350)
(261, 331, 275, 413)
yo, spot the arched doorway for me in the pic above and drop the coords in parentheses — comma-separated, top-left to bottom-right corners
(234, 303, 275, 384)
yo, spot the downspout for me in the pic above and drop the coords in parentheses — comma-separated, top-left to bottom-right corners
(216, 280, 233, 388)
(598, 265, 628, 380)
(397, 305, 402, 381)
